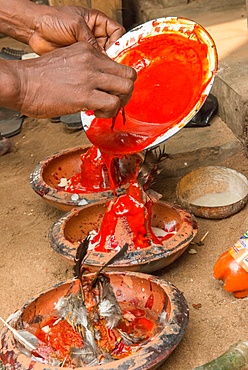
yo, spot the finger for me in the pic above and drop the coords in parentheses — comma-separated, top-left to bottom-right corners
(82, 9, 125, 50)
(119, 91, 133, 107)
(84, 90, 121, 118)
(29, 35, 55, 55)
(85, 34, 104, 52)
(93, 25, 126, 50)
(105, 25, 126, 49)
(96, 54, 137, 82)
(96, 73, 135, 100)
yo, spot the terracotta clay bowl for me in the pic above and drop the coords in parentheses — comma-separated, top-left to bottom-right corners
(176, 166, 248, 219)
(0, 272, 189, 370)
(30, 145, 140, 212)
(49, 200, 198, 273)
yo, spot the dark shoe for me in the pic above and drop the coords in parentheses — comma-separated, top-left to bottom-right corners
(0, 108, 25, 137)
(60, 113, 83, 131)
(50, 116, 61, 123)
(187, 94, 218, 127)
(0, 47, 27, 60)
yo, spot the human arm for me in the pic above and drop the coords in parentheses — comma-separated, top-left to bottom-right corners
(0, 0, 125, 54)
(0, 0, 136, 118)
(0, 42, 136, 119)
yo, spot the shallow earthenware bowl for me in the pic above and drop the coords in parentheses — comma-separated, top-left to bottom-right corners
(176, 166, 248, 219)
(0, 272, 189, 370)
(30, 145, 140, 212)
(49, 200, 198, 273)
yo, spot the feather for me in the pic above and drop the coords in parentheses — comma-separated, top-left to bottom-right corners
(74, 236, 90, 281)
(91, 243, 128, 288)
(88, 244, 129, 329)
(55, 293, 88, 332)
(55, 291, 98, 355)
(97, 274, 123, 329)
(100, 242, 129, 269)
(145, 188, 162, 203)
(70, 345, 98, 367)
(116, 328, 144, 345)
(137, 145, 171, 190)
(0, 316, 38, 352)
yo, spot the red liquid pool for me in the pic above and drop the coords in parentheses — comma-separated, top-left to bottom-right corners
(59, 146, 140, 194)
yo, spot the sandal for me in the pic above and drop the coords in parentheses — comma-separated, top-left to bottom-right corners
(60, 113, 83, 131)
(0, 47, 27, 60)
(185, 94, 218, 127)
(187, 93, 218, 127)
(0, 107, 25, 137)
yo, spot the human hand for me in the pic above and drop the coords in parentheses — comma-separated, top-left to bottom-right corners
(29, 5, 126, 55)
(6, 42, 136, 119)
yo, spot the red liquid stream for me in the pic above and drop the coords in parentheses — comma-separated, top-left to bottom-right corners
(62, 29, 210, 250)
(62, 146, 138, 194)
(89, 180, 177, 252)
(86, 31, 213, 156)
(65, 146, 116, 193)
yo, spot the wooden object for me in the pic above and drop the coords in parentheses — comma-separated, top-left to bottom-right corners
(48, 0, 122, 23)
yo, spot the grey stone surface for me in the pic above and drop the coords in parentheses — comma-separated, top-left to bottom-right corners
(134, 0, 245, 23)
(154, 116, 243, 177)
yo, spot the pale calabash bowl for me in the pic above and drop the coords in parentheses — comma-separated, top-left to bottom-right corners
(0, 271, 189, 370)
(81, 16, 218, 152)
(30, 145, 140, 212)
(49, 200, 198, 273)
(176, 166, 248, 219)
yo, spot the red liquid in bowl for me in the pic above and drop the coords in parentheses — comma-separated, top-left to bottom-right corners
(86, 30, 215, 156)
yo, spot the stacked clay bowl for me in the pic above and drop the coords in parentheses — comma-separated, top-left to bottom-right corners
(0, 271, 189, 370)
(30, 145, 140, 212)
(49, 200, 198, 273)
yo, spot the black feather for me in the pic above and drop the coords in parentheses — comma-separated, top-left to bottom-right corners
(100, 242, 128, 271)
(74, 236, 90, 280)
(91, 243, 128, 287)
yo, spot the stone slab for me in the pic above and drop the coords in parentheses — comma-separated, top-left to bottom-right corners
(156, 115, 243, 177)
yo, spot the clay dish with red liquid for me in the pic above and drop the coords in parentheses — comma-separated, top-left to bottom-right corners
(30, 145, 140, 212)
(49, 200, 198, 273)
(0, 271, 189, 370)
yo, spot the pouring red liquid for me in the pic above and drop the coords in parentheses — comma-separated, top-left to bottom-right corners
(84, 18, 218, 156)
(68, 18, 216, 252)
(66, 19, 218, 194)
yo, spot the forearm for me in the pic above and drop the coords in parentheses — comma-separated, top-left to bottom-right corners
(0, 59, 21, 111)
(0, 0, 43, 44)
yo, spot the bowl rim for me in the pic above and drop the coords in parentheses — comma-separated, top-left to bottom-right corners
(176, 166, 248, 218)
(0, 271, 189, 370)
(49, 200, 198, 267)
(30, 145, 141, 208)
(176, 165, 248, 206)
